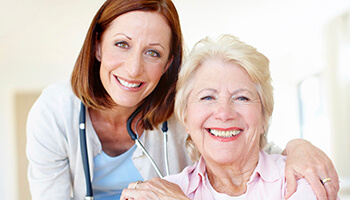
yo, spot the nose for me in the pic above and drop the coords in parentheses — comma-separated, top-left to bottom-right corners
(213, 100, 238, 121)
(125, 51, 144, 77)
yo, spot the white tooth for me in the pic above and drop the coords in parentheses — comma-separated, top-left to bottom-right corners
(119, 78, 141, 88)
(225, 131, 229, 137)
(210, 129, 241, 137)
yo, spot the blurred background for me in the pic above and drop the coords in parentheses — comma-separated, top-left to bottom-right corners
(1, 0, 349, 199)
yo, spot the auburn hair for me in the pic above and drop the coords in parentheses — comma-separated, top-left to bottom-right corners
(71, 0, 183, 129)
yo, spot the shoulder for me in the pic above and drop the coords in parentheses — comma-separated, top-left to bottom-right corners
(265, 152, 287, 166)
(164, 162, 197, 189)
(263, 141, 283, 154)
(145, 115, 187, 142)
(258, 151, 316, 199)
(27, 79, 80, 140)
(288, 179, 317, 199)
(165, 157, 206, 195)
(253, 151, 286, 185)
(166, 115, 187, 139)
(26, 80, 80, 158)
(29, 79, 79, 115)
(39, 79, 77, 103)
(259, 150, 287, 171)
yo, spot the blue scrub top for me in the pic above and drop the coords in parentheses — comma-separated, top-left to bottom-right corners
(92, 144, 143, 200)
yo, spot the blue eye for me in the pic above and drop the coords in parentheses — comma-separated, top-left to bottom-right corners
(146, 50, 160, 57)
(237, 96, 249, 101)
(200, 96, 213, 101)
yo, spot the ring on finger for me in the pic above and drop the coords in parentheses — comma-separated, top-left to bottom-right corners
(321, 177, 331, 185)
(133, 180, 143, 189)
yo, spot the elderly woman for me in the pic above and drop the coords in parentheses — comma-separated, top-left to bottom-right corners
(120, 35, 339, 199)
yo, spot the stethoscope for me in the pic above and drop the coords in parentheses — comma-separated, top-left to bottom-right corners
(79, 101, 170, 200)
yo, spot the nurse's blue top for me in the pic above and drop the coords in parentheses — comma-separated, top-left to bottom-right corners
(92, 143, 143, 200)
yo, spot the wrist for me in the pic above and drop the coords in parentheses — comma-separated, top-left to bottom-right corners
(283, 138, 311, 156)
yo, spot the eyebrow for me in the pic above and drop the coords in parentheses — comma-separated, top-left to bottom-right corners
(196, 88, 217, 95)
(114, 33, 165, 50)
(114, 33, 132, 40)
(232, 88, 254, 95)
(149, 43, 165, 50)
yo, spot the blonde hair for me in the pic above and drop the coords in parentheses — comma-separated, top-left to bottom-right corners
(175, 34, 274, 162)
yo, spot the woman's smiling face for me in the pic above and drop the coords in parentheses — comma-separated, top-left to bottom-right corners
(185, 59, 264, 165)
(96, 11, 173, 109)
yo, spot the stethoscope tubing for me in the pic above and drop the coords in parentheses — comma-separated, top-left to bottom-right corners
(79, 102, 94, 199)
(162, 121, 170, 176)
(79, 101, 169, 198)
(135, 139, 164, 178)
(126, 106, 170, 178)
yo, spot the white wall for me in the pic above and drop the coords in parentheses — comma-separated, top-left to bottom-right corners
(0, 1, 105, 199)
(1, 0, 350, 199)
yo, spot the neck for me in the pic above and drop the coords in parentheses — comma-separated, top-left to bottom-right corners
(88, 105, 144, 156)
(205, 151, 259, 196)
(90, 105, 139, 125)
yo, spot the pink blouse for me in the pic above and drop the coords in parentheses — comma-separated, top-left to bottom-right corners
(165, 150, 318, 200)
